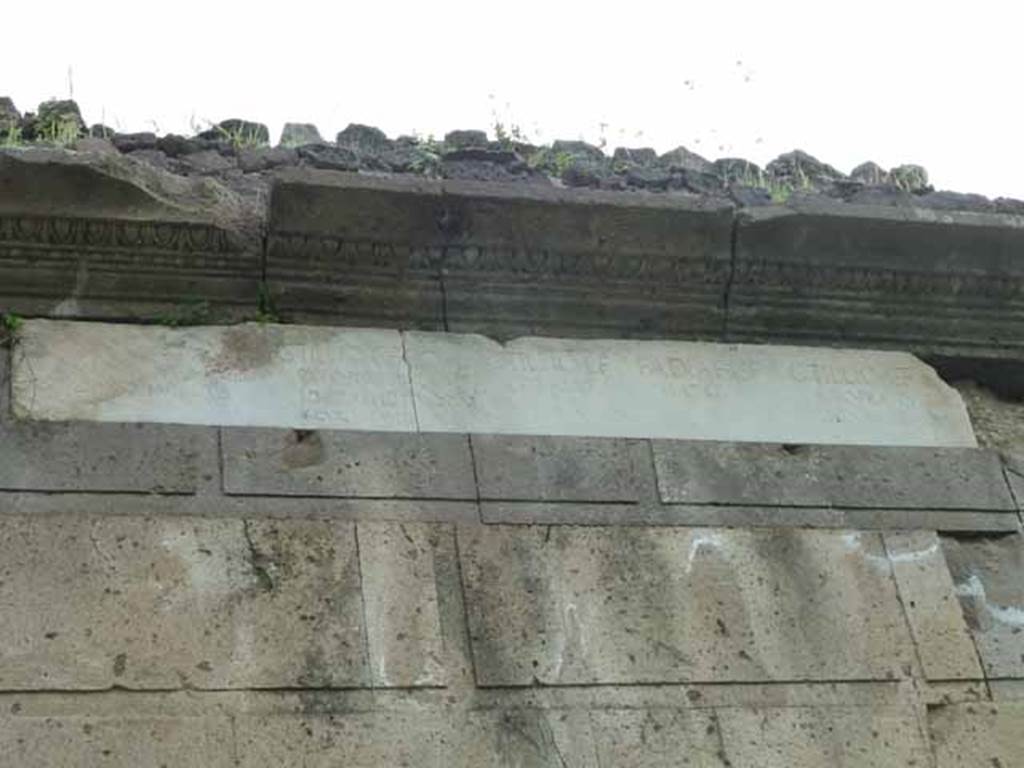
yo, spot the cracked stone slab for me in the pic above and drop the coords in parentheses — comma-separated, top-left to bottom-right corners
(719, 705, 931, 767)
(472, 435, 652, 502)
(942, 532, 1024, 678)
(458, 525, 917, 686)
(884, 532, 984, 680)
(222, 428, 475, 498)
(929, 702, 1024, 767)
(0, 715, 237, 767)
(0, 419, 212, 493)
(357, 522, 447, 687)
(0, 515, 376, 690)
(653, 441, 1009, 510)
(13, 320, 978, 448)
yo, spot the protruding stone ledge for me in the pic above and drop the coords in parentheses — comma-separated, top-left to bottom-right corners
(267, 170, 735, 337)
(730, 201, 1024, 362)
(0, 150, 263, 322)
(12, 320, 977, 447)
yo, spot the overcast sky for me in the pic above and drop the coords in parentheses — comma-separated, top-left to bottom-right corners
(4, 1, 1022, 198)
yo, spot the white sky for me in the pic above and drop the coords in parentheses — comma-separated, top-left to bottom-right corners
(4, 0, 1023, 198)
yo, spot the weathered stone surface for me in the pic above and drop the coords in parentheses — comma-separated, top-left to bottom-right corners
(0, 148, 262, 320)
(279, 122, 322, 146)
(406, 332, 976, 445)
(222, 428, 475, 498)
(471, 435, 651, 501)
(731, 201, 1024, 361)
(942, 533, 1024, 678)
(0, 515, 370, 689)
(720, 705, 931, 767)
(954, 380, 1024, 455)
(653, 442, 1007, 509)
(0, 715, 236, 767)
(357, 522, 446, 687)
(267, 169, 732, 337)
(0, 419, 210, 493)
(16, 322, 978, 447)
(929, 702, 1024, 767)
(13, 321, 417, 429)
(459, 525, 916, 686)
(884, 531, 984, 680)
(591, 708, 727, 767)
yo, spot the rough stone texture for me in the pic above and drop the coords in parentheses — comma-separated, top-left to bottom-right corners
(942, 533, 1024, 678)
(459, 525, 917, 686)
(591, 707, 727, 766)
(406, 331, 976, 445)
(0, 515, 375, 690)
(0, 148, 262, 321)
(0, 715, 237, 767)
(357, 522, 446, 687)
(652, 442, 1008, 510)
(15, 321, 977, 447)
(471, 435, 651, 502)
(929, 702, 1024, 767)
(12, 321, 417, 430)
(883, 531, 984, 680)
(267, 169, 733, 337)
(0, 419, 211, 493)
(222, 428, 475, 499)
(720, 705, 931, 767)
(730, 201, 1024, 362)
(954, 379, 1024, 456)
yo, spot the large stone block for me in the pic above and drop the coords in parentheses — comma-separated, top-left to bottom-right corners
(13, 320, 978, 447)
(590, 708, 727, 767)
(0, 419, 211, 493)
(942, 533, 1024, 678)
(222, 428, 475, 498)
(652, 441, 1010, 510)
(0, 516, 440, 691)
(929, 702, 1024, 767)
(471, 435, 652, 502)
(12, 321, 417, 429)
(267, 170, 733, 338)
(0, 149, 262, 321)
(720, 705, 931, 767)
(404, 331, 976, 445)
(0, 715, 236, 767)
(884, 531, 983, 680)
(458, 525, 917, 686)
(730, 201, 1024, 361)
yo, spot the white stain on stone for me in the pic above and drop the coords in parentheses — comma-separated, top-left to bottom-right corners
(955, 574, 1024, 627)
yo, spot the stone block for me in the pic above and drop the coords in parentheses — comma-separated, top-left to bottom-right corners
(12, 320, 417, 429)
(731, 201, 1024, 361)
(929, 702, 1024, 767)
(222, 428, 475, 498)
(591, 708, 728, 767)
(720, 705, 931, 767)
(15, 321, 977, 448)
(0, 715, 236, 767)
(0, 149, 262, 321)
(883, 531, 983, 680)
(0, 419, 211, 493)
(458, 525, 916, 686)
(357, 522, 446, 687)
(405, 331, 976, 445)
(267, 170, 733, 338)
(471, 435, 652, 502)
(942, 532, 1024, 678)
(0, 515, 372, 690)
(652, 441, 1010, 510)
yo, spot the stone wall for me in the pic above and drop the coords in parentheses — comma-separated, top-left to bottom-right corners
(1, 148, 1022, 765)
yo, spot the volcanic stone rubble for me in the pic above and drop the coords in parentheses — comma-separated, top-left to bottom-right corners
(0, 95, 1022, 766)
